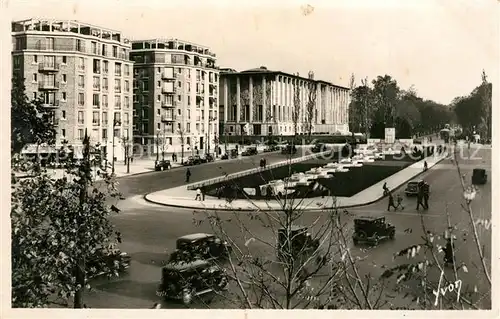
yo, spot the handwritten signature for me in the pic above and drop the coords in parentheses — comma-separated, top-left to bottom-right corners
(432, 270, 462, 306)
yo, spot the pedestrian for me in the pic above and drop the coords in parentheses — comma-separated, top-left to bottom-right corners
(395, 193, 404, 210)
(264, 158, 267, 168)
(423, 181, 430, 209)
(201, 188, 205, 201)
(382, 182, 389, 196)
(416, 182, 425, 210)
(195, 188, 202, 201)
(186, 168, 191, 183)
(423, 160, 428, 171)
(387, 192, 397, 211)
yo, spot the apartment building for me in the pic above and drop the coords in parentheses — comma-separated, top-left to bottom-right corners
(11, 19, 134, 162)
(130, 38, 219, 158)
(219, 67, 350, 137)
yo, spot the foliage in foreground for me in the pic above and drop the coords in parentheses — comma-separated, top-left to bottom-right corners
(11, 135, 123, 308)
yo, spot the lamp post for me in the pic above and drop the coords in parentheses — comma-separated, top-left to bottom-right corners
(112, 119, 121, 174)
(162, 126, 166, 161)
(207, 116, 216, 156)
(156, 129, 160, 163)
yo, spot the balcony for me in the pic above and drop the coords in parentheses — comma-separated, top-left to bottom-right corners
(161, 72, 174, 80)
(38, 63, 60, 72)
(161, 87, 175, 94)
(93, 84, 101, 91)
(161, 101, 174, 108)
(92, 121, 100, 126)
(39, 81, 60, 90)
(42, 100, 59, 108)
(161, 114, 176, 122)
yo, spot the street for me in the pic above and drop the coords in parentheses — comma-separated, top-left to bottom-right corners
(83, 147, 491, 309)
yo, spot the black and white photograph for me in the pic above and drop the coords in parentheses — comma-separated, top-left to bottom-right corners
(1, 0, 497, 317)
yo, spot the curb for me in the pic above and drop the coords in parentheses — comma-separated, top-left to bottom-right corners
(143, 153, 447, 212)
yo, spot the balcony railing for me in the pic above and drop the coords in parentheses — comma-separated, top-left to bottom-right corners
(161, 72, 174, 80)
(161, 101, 174, 108)
(92, 121, 100, 126)
(93, 84, 101, 91)
(161, 87, 174, 94)
(39, 81, 60, 90)
(161, 114, 176, 122)
(38, 63, 60, 72)
(42, 100, 59, 108)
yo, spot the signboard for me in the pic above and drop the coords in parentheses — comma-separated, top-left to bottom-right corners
(384, 128, 396, 144)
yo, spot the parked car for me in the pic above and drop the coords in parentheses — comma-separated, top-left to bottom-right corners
(242, 147, 258, 156)
(220, 153, 229, 160)
(230, 149, 239, 159)
(281, 144, 297, 155)
(168, 233, 232, 263)
(263, 145, 280, 152)
(155, 160, 172, 171)
(204, 154, 215, 163)
(87, 248, 131, 278)
(352, 216, 395, 246)
(184, 156, 202, 166)
(277, 225, 320, 260)
(404, 179, 430, 196)
(311, 143, 327, 153)
(158, 260, 229, 305)
(472, 168, 487, 185)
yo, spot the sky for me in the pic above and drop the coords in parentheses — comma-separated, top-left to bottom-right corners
(5, 0, 499, 105)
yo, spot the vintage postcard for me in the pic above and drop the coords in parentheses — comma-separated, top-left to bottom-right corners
(1, 0, 498, 318)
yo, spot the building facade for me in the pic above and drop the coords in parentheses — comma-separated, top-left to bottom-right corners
(219, 67, 350, 137)
(130, 39, 219, 159)
(11, 19, 134, 162)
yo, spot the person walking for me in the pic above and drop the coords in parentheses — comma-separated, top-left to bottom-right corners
(422, 181, 430, 209)
(395, 193, 404, 210)
(382, 182, 389, 196)
(195, 188, 202, 201)
(416, 182, 425, 210)
(186, 168, 191, 183)
(387, 192, 397, 211)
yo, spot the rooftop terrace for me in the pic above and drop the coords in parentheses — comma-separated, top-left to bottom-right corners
(12, 19, 131, 45)
(131, 38, 216, 58)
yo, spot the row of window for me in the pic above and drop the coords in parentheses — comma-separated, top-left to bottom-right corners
(151, 122, 218, 135)
(61, 128, 130, 141)
(92, 76, 130, 93)
(134, 67, 218, 83)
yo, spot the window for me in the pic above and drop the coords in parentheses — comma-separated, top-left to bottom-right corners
(114, 112, 121, 123)
(93, 94, 100, 107)
(187, 82, 191, 92)
(78, 75, 85, 88)
(114, 79, 121, 93)
(157, 95, 161, 102)
(124, 80, 130, 92)
(32, 74, 37, 82)
(91, 42, 97, 54)
(201, 110, 205, 120)
(187, 110, 191, 119)
(142, 80, 149, 91)
(186, 123, 191, 133)
(157, 123, 160, 130)
(177, 95, 181, 101)
(103, 78, 108, 90)
(93, 59, 100, 73)
(134, 68, 139, 76)
(115, 62, 122, 76)
(13, 56, 21, 69)
(78, 111, 84, 124)
(61, 129, 66, 137)
(102, 44, 107, 56)
(124, 96, 129, 108)
(157, 81, 161, 88)
(166, 95, 174, 106)
(178, 81, 182, 88)
(61, 110, 66, 119)
(103, 95, 108, 107)
(93, 111, 100, 124)
(62, 92, 66, 101)
(114, 95, 121, 109)
(62, 74, 67, 83)
(93, 76, 100, 90)
(78, 93, 85, 106)
(112, 46, 118, 58)
(103, 61, 109, 74)
(102, 129, 108, 139)
(62, 56, 67, 64)
(78, 57, 85, 70)
(33, 55, 38, 63)
(46, 37, 54, 50)
(133, 79, 138, 89)
(124, 113, 129, 125)
(76, 39, 83, 52)
(157, 109, 160, 116)
(33, 92, 37, 99)
(103, 111, 108, 125)
(188, 96, 191, 106)
(124, 129, 129, 139)
(124, 65, 130, 76)
(133, 94, 138, 103)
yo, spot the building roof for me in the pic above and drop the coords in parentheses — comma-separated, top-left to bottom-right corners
(220, 66, 349, 90)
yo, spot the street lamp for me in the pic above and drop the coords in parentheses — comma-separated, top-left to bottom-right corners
(207, 116, 216, 156)
(112, 119, 121, 174)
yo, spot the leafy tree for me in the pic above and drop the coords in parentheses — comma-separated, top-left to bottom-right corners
(11, 72, 56, 155)
(305, 71, 317, 138)
(292, 76, 301, 137)
(349, 77, 372, 136)
(11, 132, 123, 308)
(371, 75, 400, 128)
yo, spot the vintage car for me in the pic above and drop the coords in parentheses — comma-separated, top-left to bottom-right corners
(168, 233, 231, 263)
(352, 216, 395, 246)
(277, 225, 320, 261)
(472, 168, 487, 185)
(260, 179, 296, 197)
(87, 248, 131, 278)
(263, 145, 280, 152)
(203, 154, 215, 163)
(183, 156, 203, 166)
(404, 179, 430, 196)
(242, 146, 258, 156)
(281, 144, 298, 155)
(155, 160, 172, 171)
(311, 143, 327, 153)
(158, 260, 229, 305)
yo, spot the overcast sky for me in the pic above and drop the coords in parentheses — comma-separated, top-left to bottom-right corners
(7, 0, 499, 104)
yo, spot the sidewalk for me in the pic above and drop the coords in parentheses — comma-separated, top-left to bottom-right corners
(145, 151, 447, 212)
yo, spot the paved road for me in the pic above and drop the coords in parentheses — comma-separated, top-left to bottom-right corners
(83, 146, 491, 309)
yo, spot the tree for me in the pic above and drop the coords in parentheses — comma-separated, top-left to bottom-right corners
(371, 75, 400, 130)
(292, 75, 301, 137)
(305, 71, 317, 138)
(349, 76, 372, 136)
(11, 72, 56, 155)
(480, 71, 492, 140)
(178, 127, 186, 164)
(11, 132, 123, 308)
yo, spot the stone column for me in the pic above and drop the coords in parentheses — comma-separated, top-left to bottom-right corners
(249, 77, 253, 123)
(223, 78, 228, 122)
(262, 76, 267, 123)
(236, 77, 240, 124)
